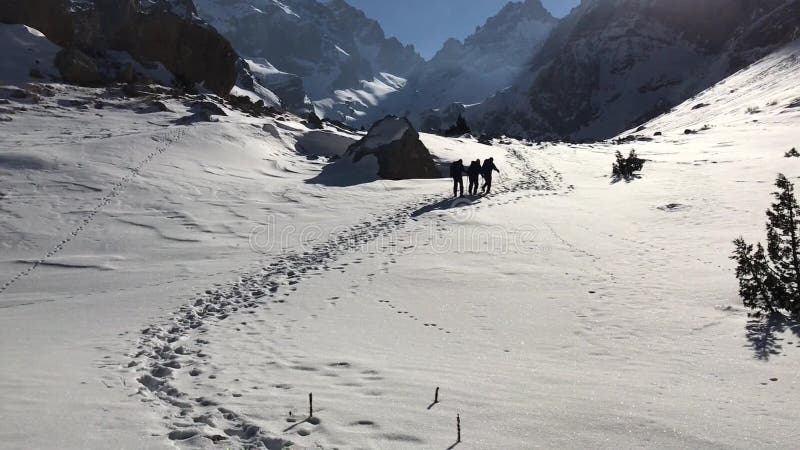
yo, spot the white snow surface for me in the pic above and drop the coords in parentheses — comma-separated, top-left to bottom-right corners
(0, 25, 60, 84)
(2, 41, 800, 449)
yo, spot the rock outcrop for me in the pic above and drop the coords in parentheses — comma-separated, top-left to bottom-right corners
(54, 47, 101, 84)
(346, 117, 439, 180)
(0, 0, 239, 96)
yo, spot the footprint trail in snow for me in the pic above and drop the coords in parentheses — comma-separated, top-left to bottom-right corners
(123, 143, 562, 448)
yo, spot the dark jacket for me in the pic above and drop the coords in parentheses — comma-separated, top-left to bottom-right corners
(467, 161, 481, 178)
(481, 159, 499, 177)
(450, 161, 466, 178)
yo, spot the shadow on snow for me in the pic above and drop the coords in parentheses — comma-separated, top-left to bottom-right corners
(411, 196, 481, 218)
(305, 158, 381, 187)
(745, 312, 800, 360)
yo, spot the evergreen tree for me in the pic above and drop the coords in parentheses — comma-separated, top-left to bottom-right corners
(612, 149, 645, 181)
(444, 114, 470, 137)
(732, 239, 779, 314)
(766, 174, 800, 314)
(454, 115, 469, 134)
(628, 149, 644, 172)
(732, 174, 800, 318)
(612, 150, 625, 178)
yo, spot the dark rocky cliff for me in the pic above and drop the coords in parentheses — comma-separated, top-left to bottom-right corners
(0, 0, 239, 96)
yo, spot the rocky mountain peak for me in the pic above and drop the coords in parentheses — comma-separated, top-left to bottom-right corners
(507, 0, 553, 20)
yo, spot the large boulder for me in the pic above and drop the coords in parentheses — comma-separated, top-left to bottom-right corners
(346, 116, 439, 180)
(55, 47, 101, 84)
(0, 0, 238, 97)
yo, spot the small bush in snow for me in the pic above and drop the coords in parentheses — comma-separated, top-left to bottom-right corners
(784, 148, 799, 158)
(732, 174, 800, 319)
(745, 106, 761, 114)
(612, 149, 645, 182)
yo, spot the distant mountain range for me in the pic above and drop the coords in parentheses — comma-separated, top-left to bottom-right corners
(193, 0, 558, 129)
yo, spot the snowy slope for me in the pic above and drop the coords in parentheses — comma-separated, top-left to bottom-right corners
(630, 39, 800, 136)
(3, 35, 800, 450)
(0, 25, 60, 84)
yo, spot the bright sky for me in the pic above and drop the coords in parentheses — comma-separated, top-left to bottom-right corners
(343, 0, 580, 59)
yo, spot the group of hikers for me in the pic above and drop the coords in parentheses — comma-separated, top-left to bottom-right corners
(449, 157, 500, 197)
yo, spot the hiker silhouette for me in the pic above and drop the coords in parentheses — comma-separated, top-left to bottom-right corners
(481, 158, 500, 194)
(450, 159, 466, 197)
(467, 159, 481, 196)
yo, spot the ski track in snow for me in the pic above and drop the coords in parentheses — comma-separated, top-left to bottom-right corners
(124, 143, 565, 448)
(0, 129, 185, 296)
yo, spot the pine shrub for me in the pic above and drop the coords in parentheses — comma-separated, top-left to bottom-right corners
(444, 114, 470, 137)
(611, 149, 645, 182)
(732, 174, 800, 318)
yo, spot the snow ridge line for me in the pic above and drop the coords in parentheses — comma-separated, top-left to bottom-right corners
(126, 144, 561, 448)
(0, 129, 185, 297)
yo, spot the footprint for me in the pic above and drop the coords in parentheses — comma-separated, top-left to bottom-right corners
(167, 429, 200, 441)
(350, 420, 378, 428)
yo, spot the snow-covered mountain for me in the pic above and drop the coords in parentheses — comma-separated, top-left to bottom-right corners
(194, 0, 423, 112)
(193, 0, 560, 129)
(469, 0, 800, 141)
(406, 0, 558, 129)
(317, 0, 560, 129)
